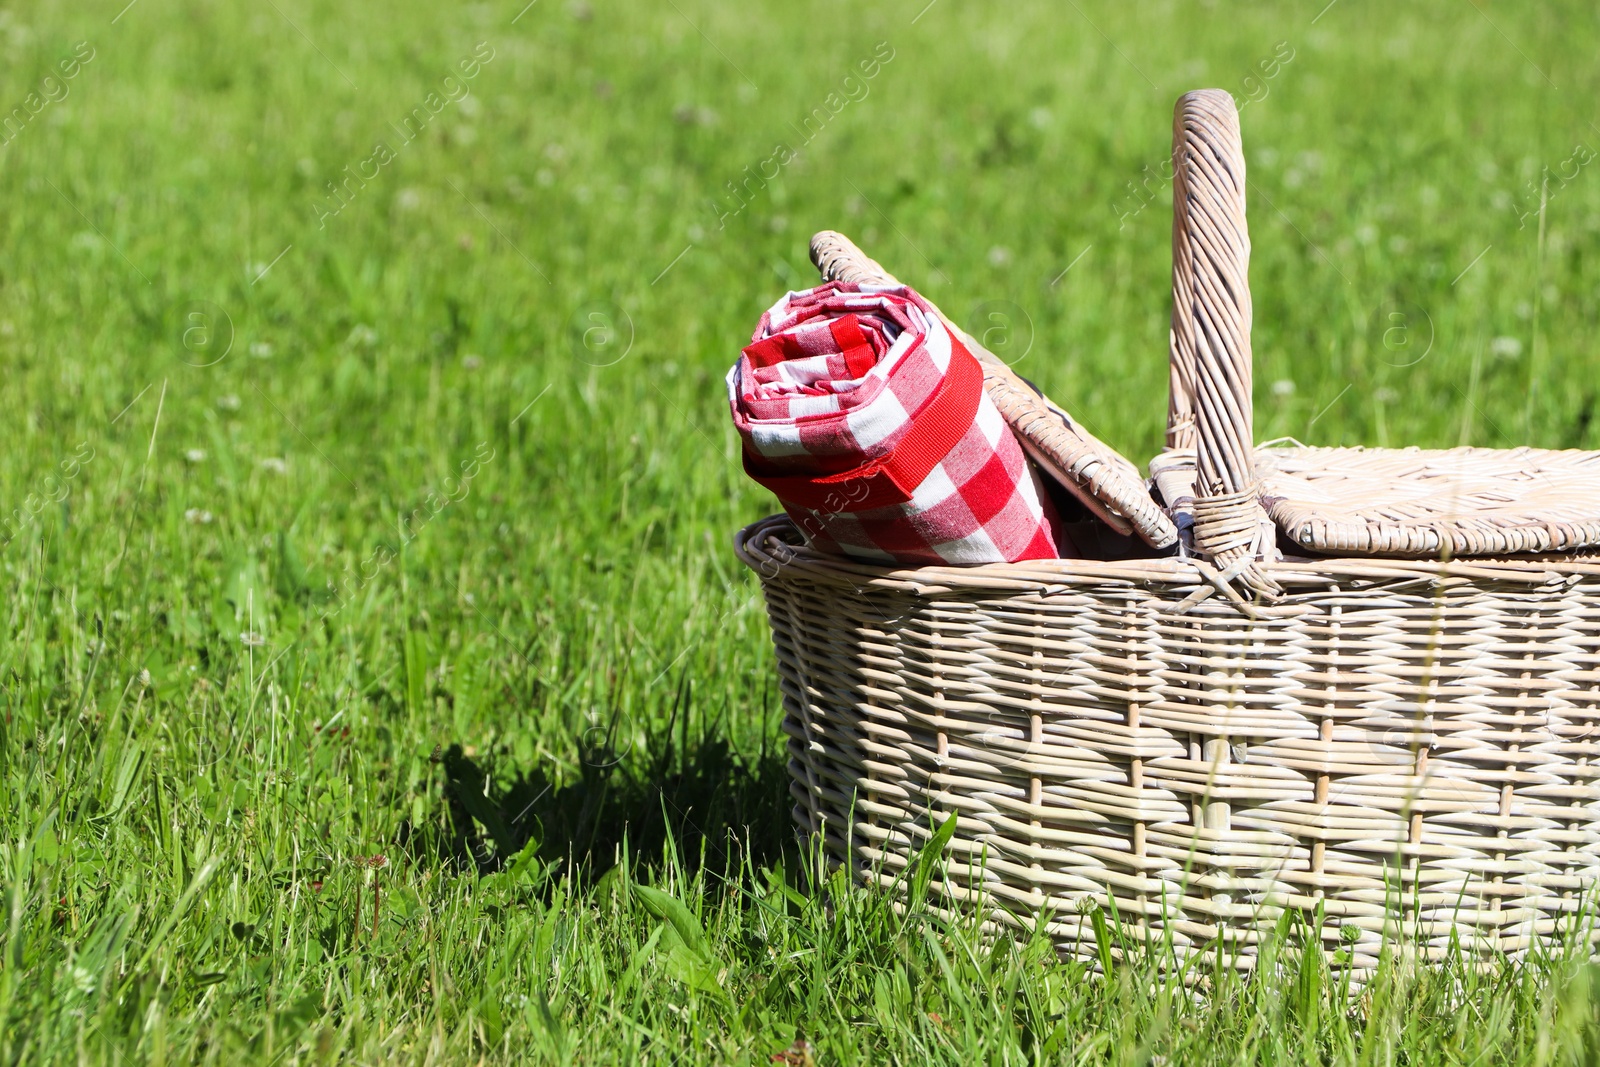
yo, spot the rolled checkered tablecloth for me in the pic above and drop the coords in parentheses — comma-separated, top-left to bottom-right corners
(728, 282, 1064, 564)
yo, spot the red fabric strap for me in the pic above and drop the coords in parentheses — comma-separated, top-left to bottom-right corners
(744, 335, 984, 513)
(828, 315, 878, 380)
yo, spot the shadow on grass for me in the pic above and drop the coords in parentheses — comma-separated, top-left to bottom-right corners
(409, 729, 793, 882)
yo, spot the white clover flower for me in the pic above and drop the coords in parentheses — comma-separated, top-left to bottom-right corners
(1490, 336, 1523, 359)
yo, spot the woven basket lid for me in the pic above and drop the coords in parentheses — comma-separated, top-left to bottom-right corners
(1256, 445, 1600, 558)
(1152, 444, 1600, 558)
(808, 230, 1177, 550)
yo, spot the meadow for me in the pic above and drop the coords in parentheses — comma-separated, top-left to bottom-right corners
(3, 0, 1600, 1061)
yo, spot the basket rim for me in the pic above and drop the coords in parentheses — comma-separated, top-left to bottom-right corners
(735, 514, 1600, 598)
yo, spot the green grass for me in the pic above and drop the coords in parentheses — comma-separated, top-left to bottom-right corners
(4, 0, 1600, 1061)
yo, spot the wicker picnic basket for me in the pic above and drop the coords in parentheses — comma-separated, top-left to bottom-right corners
(734, 90, 1600, 971)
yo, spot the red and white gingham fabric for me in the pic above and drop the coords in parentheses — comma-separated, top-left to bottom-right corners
(727, 281, 1063, 565)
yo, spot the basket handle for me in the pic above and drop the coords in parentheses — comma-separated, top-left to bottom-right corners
(1167, 90, 1278, 593)
(810, 231, 901, 289)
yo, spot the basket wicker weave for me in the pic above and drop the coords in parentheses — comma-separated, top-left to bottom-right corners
(735, 90, 1600, 970)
